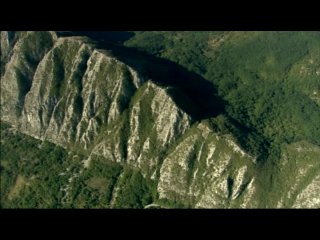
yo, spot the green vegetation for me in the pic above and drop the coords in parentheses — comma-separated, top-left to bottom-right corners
(1, 122, 157, 209)
(1, 122, 69, 208)
(67, 157, 123, 208)
(113, 167, 155, 208)
(125, 31, 222, 74)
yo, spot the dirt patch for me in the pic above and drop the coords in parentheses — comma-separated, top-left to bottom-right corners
(86, 177, 109, 193)
(0, 160, 9, 169)
(8, 175, 27, 200)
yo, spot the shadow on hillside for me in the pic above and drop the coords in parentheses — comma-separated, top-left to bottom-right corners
(111, 44, 227, 121)
(72, 32, 227, 121)
(56, 31, 135, 45)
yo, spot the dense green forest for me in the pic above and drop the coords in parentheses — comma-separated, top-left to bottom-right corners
(0, 122, 156, 208)
(1, 122, 69, 208)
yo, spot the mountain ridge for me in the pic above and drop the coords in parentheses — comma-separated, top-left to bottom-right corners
(1, 31, 319, 208)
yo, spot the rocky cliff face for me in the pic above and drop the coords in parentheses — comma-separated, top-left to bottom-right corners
(1, 31, 319, 208)
(158, 121, 258, 208)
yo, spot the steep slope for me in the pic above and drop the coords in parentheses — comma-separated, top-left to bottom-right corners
(1, 32, 144, 148)
(91, 81, 192, 177)
(157, 120, 258, 208)
(1, 31, 319, 208)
